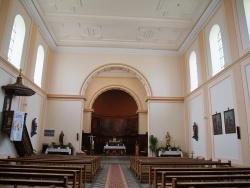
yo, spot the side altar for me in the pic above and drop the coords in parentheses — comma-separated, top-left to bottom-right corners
(103, 138, 126, 155)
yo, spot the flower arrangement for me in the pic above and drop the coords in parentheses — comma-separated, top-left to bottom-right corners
(67, 142, 73, 148)
(48, 142, 55, 148)
(159, 147, 166, 153)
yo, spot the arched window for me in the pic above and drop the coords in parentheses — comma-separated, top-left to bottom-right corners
(34, 45, 45, 87)
(243, 0, 250, 41)
(209, 24, 225, 76)
(189, 51, 198, 91)
(8, 15, 25, 69)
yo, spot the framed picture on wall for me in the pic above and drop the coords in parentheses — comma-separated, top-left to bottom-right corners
(224, 109, 236, 134)
(212, 113, 223, 135)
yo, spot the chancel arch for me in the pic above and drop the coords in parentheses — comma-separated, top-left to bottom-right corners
(81, 64, 149, 155)
(80, 63, 152, 97)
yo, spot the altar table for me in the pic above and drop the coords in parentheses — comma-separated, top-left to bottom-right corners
(158, 150, 183, 157)
(45, 148, 71, 155)
(103, 146, 126, 155)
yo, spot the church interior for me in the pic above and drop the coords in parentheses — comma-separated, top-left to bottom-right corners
(1, 0, 250, 187)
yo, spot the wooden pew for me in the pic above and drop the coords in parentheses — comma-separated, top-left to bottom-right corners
(0, 167, 77, 188)
(171, 177, 250, 188)
(137, 157, 231, 183)
(0, 171, 69, 188)
(134, 157, 209, 178)
(159, 169, 250, 188)
(150, 166, 250, 187)
(0, 165, 80, 188)
(0, 154, 100, 183)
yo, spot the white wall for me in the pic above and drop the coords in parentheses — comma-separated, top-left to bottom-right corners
(189, 94, 206, 157)
(148, 102, 185, 154)
(44, 100, 83, 152)
(0, 68, 19, 157)
(50, 51, 183, 97)
(243, 61, 250, 150)
(26, 93, 43, 152)
(209, 74, 238, 160)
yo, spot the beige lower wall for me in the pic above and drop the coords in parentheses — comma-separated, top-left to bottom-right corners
(44, 100, 83, 153)
(148, 101, 185, 156)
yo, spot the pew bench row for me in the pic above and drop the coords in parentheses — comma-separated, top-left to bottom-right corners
(0, 154, 101, 187)
(130, 156, 231, 183)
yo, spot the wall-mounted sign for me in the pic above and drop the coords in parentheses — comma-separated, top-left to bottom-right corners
(44, 130, 55, 137)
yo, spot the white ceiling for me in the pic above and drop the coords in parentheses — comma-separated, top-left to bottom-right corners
(22, 0, 221, 55)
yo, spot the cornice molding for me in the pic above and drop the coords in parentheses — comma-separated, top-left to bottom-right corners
(21, 0, 56, 50)
(55, 46, 178, 56)
(136, 110, 148, 114)
(47, 94, 86, 100)
(178, 0, 222, 55)
(0, 55, 47, 96)
(146, 97, 184, 102)
(84, 109, 94, 112)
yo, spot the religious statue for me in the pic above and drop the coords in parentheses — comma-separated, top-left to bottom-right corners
(192, 122, 198, 141)
(31, 118, 38, 137)
(59, 131, 64, 145)
(166, 132, 171, 146)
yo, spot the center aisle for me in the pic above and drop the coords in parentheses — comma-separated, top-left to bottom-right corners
(86, 156, 148, 188)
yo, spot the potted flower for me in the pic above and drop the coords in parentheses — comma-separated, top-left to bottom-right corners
(66, 142, 73, 149)
(149, 135, 158, 157)
(176, 145, 181, 151)
(159, 147, 166, 153)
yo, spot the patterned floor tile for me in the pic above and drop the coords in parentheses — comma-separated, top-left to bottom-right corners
(86, 156, 148, 188)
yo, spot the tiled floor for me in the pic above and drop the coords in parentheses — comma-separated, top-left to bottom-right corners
(86, 156, 148, 188)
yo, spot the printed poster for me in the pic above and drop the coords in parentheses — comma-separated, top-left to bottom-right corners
(10, 111, 25, 141)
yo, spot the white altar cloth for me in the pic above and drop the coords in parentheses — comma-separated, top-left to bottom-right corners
(158, 150, 183, 157)
(45, 148, 71, 155)
(104, 145, 126, 152)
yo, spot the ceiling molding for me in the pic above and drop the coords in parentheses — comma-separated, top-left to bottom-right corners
(178, 0, 222, 55)
(21, 0, 57, 49)
(146, 97, 184, 102)
(47, 94, 86, 100)
(21, 0, 221, 56)
(55, 46, 178, 56)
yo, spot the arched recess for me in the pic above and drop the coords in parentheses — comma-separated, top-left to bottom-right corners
(88, 85, 142, 111)
(80, 64, 149, 155)
(80, 63, 152, 97)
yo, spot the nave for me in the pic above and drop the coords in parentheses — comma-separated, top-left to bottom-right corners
(86, 156, 147, 188)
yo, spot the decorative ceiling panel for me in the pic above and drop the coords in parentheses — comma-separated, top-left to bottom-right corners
(26, 0, 217, 52)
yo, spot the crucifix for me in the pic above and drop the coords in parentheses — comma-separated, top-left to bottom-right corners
(190, 151, 195, 158)
(88, 134, 96, 155)
(88, 135, 95, 144)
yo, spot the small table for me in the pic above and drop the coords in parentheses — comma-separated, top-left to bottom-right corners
(45, 148, 71, 155)
(158, 150, 183, 157)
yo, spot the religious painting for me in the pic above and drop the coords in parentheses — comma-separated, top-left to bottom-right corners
(212, 113, 223, 135)
(224, 109, 236, 134)
(91, 114, 138, 136)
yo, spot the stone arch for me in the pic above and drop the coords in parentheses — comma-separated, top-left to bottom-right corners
(80, 63, 152, 97)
